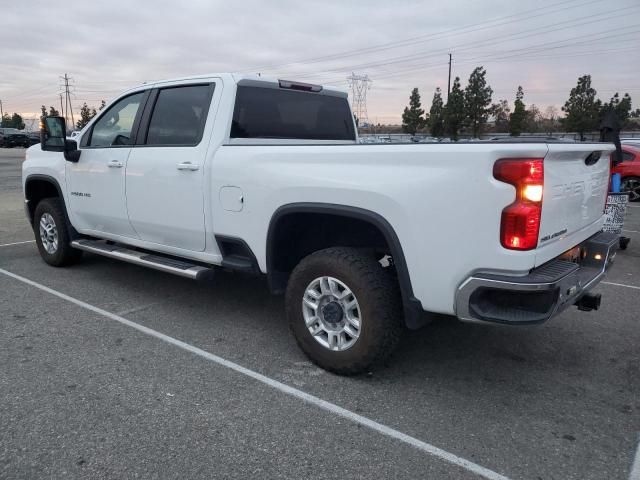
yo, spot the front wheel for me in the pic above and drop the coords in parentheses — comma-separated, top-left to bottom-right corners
(285, 247, 404, 375)
(33, 198, 83, 267)
(621, 176, 640, 202)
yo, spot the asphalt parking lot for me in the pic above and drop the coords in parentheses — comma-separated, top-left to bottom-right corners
(1, 147, 639, 480)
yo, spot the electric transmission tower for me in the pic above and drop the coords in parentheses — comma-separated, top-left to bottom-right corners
(347, 73, 371, 126)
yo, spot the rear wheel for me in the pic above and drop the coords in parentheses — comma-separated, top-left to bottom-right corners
(621, 176, 640, 202)
(285, 247, 403, 375)
(33, 198, 82, 267)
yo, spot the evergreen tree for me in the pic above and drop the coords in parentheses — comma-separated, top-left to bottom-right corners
(10, 113, 25, 130)
(429, 87, 445, 137)
(509, 86, 526, 136)
(401, 87, 426, 135)
(99, 99, 106, 110)
(1, 113, 25, 129)
(41, 105, 48, 118)
(603, 92, 632, 125)
(444, 77, 465, 141)
(561, 75, 601, 141)
(464, 66, 493, 138)
(48, 106, 60, 117)
(76, 102, 98, 129)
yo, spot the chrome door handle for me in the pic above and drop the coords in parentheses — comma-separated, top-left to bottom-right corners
(177, 162, 200, 171)
(107, 160, 123, 168)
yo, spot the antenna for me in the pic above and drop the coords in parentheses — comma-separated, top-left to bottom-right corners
(346, 73, 371, 127)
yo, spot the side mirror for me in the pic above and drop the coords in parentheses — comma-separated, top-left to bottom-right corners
(40, 116, 81, 162)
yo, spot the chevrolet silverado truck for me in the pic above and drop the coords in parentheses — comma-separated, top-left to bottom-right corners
(23, 73, 618, 374)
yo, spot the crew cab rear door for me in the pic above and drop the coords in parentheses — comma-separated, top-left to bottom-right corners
(125, 82, 216, 252)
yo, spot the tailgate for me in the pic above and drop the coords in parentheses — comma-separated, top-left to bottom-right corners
(536, 143, 613, 266)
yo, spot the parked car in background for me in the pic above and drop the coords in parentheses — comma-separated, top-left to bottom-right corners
(0, 127, 22, 146)
(27, 132, 40, 146)
(613, 145, 640, 201)
(1, 131, 31, 148)
(621, 138, 640, 148)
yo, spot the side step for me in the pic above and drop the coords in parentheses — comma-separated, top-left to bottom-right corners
(71, 239, 214, 280)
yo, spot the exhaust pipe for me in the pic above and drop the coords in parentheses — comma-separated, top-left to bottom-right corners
(575, 293, 602, 312)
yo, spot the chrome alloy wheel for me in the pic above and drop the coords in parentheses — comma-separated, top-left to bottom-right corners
(621, 178, 640, 202)
(39, 213, 58, 254)
(302, 276, 362, 351)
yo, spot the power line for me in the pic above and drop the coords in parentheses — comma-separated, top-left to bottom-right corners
(289, 7, 639, 82)
(245, 0, 594, 72)
(316, 26, 640, 85)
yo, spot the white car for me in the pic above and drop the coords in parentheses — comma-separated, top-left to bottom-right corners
(23, 73, 618, 374)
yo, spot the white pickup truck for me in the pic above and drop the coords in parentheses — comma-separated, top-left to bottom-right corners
(23, 73, 618, 374)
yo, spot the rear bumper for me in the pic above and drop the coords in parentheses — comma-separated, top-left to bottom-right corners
(455, 231, 618, 325)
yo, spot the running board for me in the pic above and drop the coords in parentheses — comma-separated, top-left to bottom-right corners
(71, 239, 214, 280)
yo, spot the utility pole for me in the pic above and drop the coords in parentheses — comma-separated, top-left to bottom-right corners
(59, 93, 65, 119)
(0, 99, 4, 119)
(60, 73, 75, 129)
(447, 53, 452, 101)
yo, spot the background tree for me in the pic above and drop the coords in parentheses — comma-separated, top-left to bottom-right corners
(603, 92, 632, 126)
(561, 75, 601, 141)
(464, 66, 493, 137)
(1, 113, 25, 129)
(428, 87, 445, 137)
(541, 106, 559, 135)
(48, 106, 60, 117)
(401, 87, 427, 135)
(10, 113, 25, 130)
(489, 99, 510, 132)
(77, 102, 98, 129)
(444, 77, 465, 141)
(509, 86, 526, 136)
(41, 105, 48, 118)
(99, 99, 106, 110)
(524, 104, 541, 133)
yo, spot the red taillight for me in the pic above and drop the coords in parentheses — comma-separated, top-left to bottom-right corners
(493, 158, 544, 250)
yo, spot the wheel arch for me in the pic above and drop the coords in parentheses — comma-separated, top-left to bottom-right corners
(24, 175, 79, 239)
(266, 202, 426, 329)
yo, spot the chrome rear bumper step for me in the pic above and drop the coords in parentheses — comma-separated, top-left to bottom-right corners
(71, 239, 214, 280)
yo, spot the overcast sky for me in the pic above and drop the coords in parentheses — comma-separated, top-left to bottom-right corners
(1, 0, 639, 126)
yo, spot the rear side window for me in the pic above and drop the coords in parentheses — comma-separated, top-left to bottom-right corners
(145, 84, 212, 146)
(231, 86, 355, 141)
(622, 151, 635, 162)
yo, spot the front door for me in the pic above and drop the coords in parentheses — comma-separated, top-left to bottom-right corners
(125, 83, 214, 252)
(66, 91, 147, 237)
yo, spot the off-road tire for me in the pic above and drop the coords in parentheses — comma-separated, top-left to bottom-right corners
(286, 247, 404, 375)
(33, 197, 82, 267)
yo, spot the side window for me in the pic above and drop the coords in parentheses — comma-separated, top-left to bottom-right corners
(88, 92, 144, 147)
(622, 151, 635, 162)
(145, 85, 212, 146)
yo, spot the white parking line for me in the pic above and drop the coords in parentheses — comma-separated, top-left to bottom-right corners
(0, 267, 510, 480)
(622, 229, 640, 234)
(602, 281, 640, 291)
(630, 436, 640, 480)
(0, 240, 35, 248)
